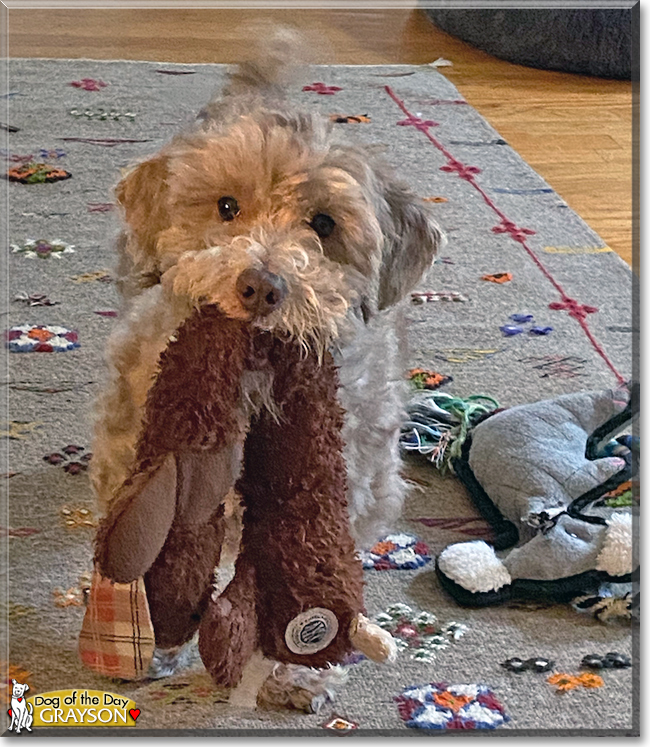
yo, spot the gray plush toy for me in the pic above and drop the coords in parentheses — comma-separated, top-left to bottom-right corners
(436, 384, 638, 609)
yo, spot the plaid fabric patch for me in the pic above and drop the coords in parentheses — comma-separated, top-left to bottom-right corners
(78, 570, 155, 680)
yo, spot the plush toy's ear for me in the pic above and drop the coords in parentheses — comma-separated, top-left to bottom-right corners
(95, 455, 178, 584)
(378, 182, 443, 310)
(115, 154, 171, 276)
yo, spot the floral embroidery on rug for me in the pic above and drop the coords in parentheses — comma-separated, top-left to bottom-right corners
(13, 292, 59, 307)
(11, 239, 74, 259)
(6, 163, 71, 183)
(70, 78, 108, 91)
(0, 526, 41, 538)
(69, 107, 136, 121)
(1, 602, 37, 621)
(60, 505, 97, 529)
(38, 148, 66, 160)
(396, 682, 510, 730)
(44, 445, 92, 474)
(5, 325, 79, 352)
(547, 672, 604, 692)
(302, 82, 342, 95)
(147, 675, 229, 707)
(71, 270, 113, 283)
(374, 603, 467, 662)
(411, 290, 468, 304)
(53, 572, 92, 608)
(321, 714, 359, 732)
(359, 533, 431, 570)
(408, 368, 453, 391)
(329, 113, 370, 123)
(433, 348, 501, 364)
(0, 421, 43, 440)
(519, 354, 588, 380)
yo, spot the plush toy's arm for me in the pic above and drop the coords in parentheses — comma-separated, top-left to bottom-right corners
(94, 306, 251, 580)
(93, 307, 253, 650)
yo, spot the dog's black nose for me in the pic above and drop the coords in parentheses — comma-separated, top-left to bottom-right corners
(236, 268, 287, 317)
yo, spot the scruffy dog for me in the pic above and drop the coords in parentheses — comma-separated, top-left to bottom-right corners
(90, 30, 442, 711)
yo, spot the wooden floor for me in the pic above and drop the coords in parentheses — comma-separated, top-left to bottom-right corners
(8, 7, 634, 265)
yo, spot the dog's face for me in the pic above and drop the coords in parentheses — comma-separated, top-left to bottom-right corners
(11, 680, 28, 699)
(116, 110, 442, 350)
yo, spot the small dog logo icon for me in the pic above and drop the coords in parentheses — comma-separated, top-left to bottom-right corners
(8, 680, 33, 734)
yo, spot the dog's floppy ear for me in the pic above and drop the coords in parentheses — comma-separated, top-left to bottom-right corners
(11, 679, 16, 685)
(378, 181, 443, 310)
(115, 154, 171, 271)
(23, 685, 29, 692)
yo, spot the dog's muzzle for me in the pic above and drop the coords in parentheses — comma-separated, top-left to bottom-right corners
(236, 268, 288, 317)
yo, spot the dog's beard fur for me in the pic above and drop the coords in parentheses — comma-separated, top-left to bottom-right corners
(168, 230, 360, 360)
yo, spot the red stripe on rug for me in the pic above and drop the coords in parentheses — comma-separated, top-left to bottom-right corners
(384, 85, 625, 386)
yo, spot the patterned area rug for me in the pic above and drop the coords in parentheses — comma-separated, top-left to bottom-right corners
(2, 59, 637, 735)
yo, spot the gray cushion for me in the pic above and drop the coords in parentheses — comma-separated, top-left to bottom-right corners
(424, 9, 633, 79)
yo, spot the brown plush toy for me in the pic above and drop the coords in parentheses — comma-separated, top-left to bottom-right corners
(90, 305, 393, 692)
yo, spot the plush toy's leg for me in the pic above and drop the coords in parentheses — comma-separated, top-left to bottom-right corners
(235, 342, 366, 670)
(144, 508, 225, 650)
(198, 551, 260, 688)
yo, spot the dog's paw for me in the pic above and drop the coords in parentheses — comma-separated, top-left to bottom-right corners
(257, 663, 348, 714)
(147, 641, 197, 679)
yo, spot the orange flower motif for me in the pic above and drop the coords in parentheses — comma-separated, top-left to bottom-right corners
(577, 672, 604, 689)
(27, 327, 54, 342)
(547, 673, 581, 692)
(371, 540, 398, 556)
(433, 690, 472, 712)
(482, 272, 513, 284)
(329, 113, 371, 123)
(408, 368, 451, 391)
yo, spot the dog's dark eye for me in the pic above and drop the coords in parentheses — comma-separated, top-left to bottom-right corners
(310, 213, 336, 238)
(218, 196, 240, 222)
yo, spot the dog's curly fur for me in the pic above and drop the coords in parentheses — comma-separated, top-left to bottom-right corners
(91, 27, 441, 710)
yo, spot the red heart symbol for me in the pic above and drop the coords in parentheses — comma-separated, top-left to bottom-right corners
(7, 708, 12, 718)
(17, 698, 22, 703)
(129, 709, 140, 722)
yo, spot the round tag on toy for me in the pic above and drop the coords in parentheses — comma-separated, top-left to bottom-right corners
(285, 608, 339, 655)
